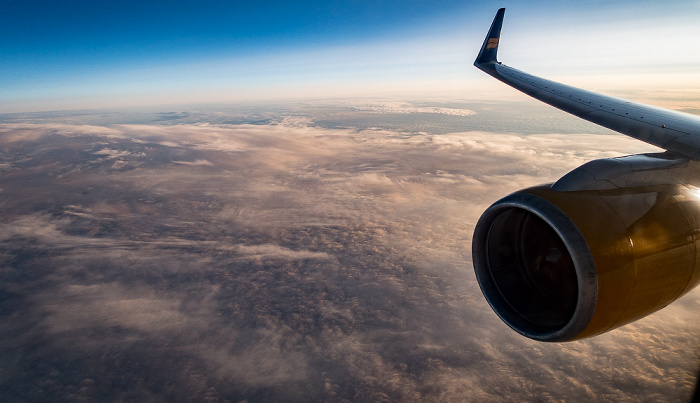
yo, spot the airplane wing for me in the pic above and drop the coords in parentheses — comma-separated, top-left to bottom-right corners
(474, 8, 700, 160)
(471, 8, 700, 342)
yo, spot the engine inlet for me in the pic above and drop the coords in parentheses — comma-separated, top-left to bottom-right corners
(472, 189, 598, 341)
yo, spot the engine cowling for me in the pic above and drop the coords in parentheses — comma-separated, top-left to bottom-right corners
(472, 182, 700, 341)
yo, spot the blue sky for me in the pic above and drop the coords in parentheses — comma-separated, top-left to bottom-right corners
(3, 1, 700, 112)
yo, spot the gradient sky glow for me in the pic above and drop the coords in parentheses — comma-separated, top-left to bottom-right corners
(3, 0, 700, 112)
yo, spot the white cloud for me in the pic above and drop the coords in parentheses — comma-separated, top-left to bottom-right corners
(349, 100, 476, 116)
(0, 116, 696, 401)
(235, 244, 333, 261)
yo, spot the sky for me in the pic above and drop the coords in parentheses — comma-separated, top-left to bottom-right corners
(3, 0, 700, 112)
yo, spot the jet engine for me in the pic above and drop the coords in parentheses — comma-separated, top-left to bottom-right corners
(472, 154, 700, 341)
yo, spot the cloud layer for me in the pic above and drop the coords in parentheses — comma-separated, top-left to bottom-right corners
(0, 112, 697, 401)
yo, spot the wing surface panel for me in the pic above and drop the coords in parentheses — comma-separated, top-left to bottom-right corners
(474, 9, 700, 159)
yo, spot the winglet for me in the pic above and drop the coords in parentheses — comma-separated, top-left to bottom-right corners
(474, 8, 505, 69)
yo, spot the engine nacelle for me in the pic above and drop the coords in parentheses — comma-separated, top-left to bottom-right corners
(473, 183, 700, 341)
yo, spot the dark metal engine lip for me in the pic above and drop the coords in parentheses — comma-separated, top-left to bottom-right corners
(472, 191, 598, 342)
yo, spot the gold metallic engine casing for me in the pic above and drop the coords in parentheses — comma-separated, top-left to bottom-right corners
(472, 184, 700, 342)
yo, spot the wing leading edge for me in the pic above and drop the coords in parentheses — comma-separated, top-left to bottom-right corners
(474, 8, 700, 160)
